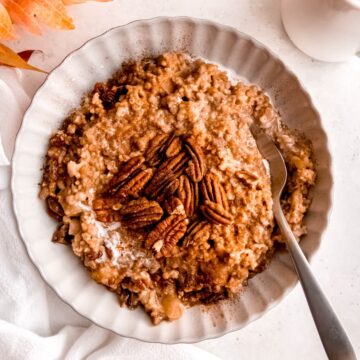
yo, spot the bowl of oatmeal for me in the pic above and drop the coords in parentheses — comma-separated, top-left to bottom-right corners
(12, 17, 332, 342)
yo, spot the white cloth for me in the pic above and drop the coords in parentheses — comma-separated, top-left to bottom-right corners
(0, 69, 221, 360)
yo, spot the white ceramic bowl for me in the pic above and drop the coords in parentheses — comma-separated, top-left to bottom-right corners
(11, 17, 332, 343)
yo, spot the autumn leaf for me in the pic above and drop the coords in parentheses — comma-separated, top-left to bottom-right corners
(0, 0, 111, 71)
(0, 2, 15, 39)
(2, 0, 41, 34)
(27, 0, 75, 31)
(0, 43, 47, 73)
(2, 0, 74, 34)
(0, 0, 111, 38)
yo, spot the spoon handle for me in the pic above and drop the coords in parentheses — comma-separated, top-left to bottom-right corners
(274, 205, 357, 360)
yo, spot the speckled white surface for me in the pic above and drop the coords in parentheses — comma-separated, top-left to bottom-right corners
(4, 0, 360, 358)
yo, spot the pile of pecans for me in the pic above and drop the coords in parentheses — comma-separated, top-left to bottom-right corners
(51, 132, 235, 258)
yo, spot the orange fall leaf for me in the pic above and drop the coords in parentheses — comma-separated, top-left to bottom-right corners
(0, 0, 111, 38)
(0, 2, 16, 39)
(0, 43, 47, 73)
(0, 0, 111, 71)
(2, 0, 42, 34)
(28, 0, 75, 31)
(2, 0, 74, 34)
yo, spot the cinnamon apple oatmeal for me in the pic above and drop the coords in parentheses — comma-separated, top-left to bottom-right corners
(39, 52, 316, 324)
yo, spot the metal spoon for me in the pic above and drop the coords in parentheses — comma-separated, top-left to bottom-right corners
(251, 125, 357, 360)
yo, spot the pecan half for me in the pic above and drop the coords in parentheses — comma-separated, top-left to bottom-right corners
(52, 223, 71, 244)
(158, 151, 189, 178)
(115, 168, 154, 199)
(93, 196, 122, 222)
(46, 196, 64, 221)
(145, 132, 176, 166)
(145, 134, 168, 166)
(146, 214, 188, 257)
(165, 136, 182, 158)
(177, 174, 199, 217)
(201, 173, 229, 210)
(119, 198, 163, 229)
(155, 178, 179, 204)
(183, 137, 206, 182)
(163, 196, 185, 216)
(95, 209, 122, 223)
(108, 156, 145, 195)
(144, 168, 177, 200)
(200, 200, 234, 225)
(183, 219, 211, 247)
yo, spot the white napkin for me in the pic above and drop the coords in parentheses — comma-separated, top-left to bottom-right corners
(0, 69, 221, 360)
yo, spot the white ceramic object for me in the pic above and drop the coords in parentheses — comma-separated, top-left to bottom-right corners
(11, 17, 332, 343)
(281, 0, 360, 62)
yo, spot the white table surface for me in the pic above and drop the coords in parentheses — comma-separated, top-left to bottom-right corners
(4, 0, 360, 359)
